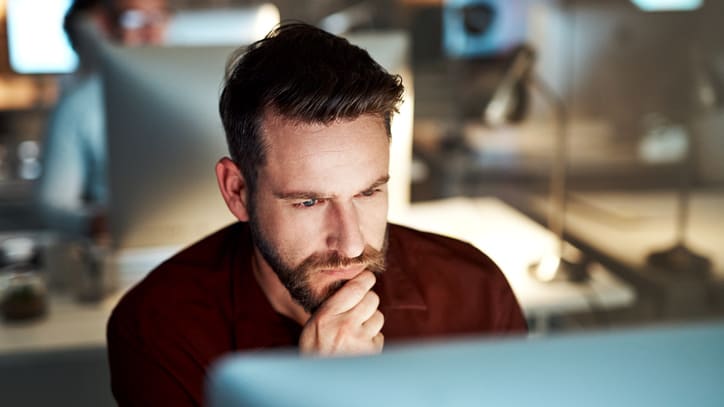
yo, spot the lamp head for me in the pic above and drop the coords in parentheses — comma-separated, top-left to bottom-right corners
(483, 44, 536, 127)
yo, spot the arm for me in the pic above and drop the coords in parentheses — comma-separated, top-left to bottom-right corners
(491, 280, 528, 333)
(107, 331, 199, 407)
(36, 78, 104, 237)
(107, 303, 211, 407)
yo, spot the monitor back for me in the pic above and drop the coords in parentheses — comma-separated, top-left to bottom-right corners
(101, 44, 237, 250)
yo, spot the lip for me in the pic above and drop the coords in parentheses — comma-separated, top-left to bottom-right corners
(320, 264, 366, 279)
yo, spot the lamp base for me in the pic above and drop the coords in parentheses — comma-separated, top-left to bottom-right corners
(528, 254, 590, 283)
(647, 244, 711, 275)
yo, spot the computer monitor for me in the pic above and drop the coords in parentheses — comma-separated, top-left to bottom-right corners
(5, 0, 78, 74)
(206, 322, 724, 406)
(100, 32, 413, 250)
(101, 44, 237, 250)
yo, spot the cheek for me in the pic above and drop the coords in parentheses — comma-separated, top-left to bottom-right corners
(359, 196, 389, 250)
(255, 197, 327, 261)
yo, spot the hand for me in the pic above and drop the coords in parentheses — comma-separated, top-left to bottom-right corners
(299, 271, 384, 357)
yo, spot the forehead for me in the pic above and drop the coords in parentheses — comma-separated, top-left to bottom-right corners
(259, 112, 390, 191)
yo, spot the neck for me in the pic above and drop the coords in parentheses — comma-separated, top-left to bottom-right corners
(250, 247, 311, 326)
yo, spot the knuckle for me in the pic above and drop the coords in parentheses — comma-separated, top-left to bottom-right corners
(350, 283, 366, 297)
(313, 312, 334, 330)
(365, 271, 377, 285)
(375, 333, 385, 349)
(367, 291, 380, 306)
(347, 280, 370, 299)
(337, 319, 354, 337)
(355, 271, 376, 288)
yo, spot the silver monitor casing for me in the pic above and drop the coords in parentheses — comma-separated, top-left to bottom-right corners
(102, 44, 237, 250)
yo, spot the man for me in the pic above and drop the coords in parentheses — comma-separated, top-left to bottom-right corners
(37, 0, 170, 239)
(107, 22, 526, 406)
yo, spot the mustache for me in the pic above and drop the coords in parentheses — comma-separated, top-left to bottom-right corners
(297, 245, 386, 274)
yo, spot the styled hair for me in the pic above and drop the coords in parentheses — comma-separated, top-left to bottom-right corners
(219, 22, 405, 193)
(64, 0, 103, 51)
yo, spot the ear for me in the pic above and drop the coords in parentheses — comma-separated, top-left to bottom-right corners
(215, 157, 250, 222)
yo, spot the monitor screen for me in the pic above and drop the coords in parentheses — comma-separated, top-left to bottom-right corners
(207, 322, 724, 406)
(6, 0, 78, 74)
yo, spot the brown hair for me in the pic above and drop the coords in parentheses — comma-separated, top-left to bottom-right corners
(219, 22, 405, 193)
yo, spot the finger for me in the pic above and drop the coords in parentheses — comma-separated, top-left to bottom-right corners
(318, 271, 376, 315)
(347, 290, 380, 324)
(372, 332, 384, 352)
(361, 310, 384, 338)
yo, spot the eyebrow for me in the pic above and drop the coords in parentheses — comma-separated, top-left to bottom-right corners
(274, 175, 390, 200)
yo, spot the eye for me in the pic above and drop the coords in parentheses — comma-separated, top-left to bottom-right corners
(293, 198, 322, 208)
(360, 189, 381, 197)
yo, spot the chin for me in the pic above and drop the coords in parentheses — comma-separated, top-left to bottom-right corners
(312, 277, 348, 303)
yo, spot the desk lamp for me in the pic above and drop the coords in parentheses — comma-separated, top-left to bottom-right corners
(628, 0, 711, 274)
(642, 110, 711, 276)
(444, 0, 584, 282)
(483, 45, 587, 283)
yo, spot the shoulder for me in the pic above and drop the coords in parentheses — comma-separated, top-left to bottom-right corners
(47, 75, 103, 140)
(108, 223, 248, 338)
(56, 75, 102, 114)
(388, 223, 502, 280)
(107, 223, 252, 404)
(385, 223, 526, 334)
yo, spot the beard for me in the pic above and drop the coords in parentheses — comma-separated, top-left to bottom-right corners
(248, 212, 387, 314)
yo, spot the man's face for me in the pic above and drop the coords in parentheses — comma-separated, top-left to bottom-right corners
(110, 0, 169, 46)
(248, 112, 390, 313)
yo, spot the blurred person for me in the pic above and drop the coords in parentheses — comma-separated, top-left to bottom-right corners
(37, 0, 170, 239)
(107, 23, 527, 406)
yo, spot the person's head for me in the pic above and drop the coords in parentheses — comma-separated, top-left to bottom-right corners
(216, 23, 405, 313)
(103, 0, 169, 46)
(65, 0, 169, 50)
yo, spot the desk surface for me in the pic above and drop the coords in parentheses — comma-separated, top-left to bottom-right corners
(543, 189, 724, 279)
(517, 189, 724, 319)
(0, 246, 176, 355)
(390, 198, 635, 318)
(1, 198, 635, 354)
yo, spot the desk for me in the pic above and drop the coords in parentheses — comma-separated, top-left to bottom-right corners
(517, 189, 724, 319)
(1, 198, 635, 354)
(0, 246, 177, 355)
(389, 197, 635, 331)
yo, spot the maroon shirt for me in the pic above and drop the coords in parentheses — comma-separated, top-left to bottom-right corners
(107, 222, 526, 406)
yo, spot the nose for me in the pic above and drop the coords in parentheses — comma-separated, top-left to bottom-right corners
(326, 202, 365, 259)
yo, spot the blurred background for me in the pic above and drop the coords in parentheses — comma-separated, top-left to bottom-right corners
(0, 0, 723, 405)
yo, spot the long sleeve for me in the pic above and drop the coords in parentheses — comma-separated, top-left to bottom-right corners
(107, 309, 200, 407)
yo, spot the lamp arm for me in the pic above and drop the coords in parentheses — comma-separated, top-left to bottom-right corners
(530, 73, 568, 259)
